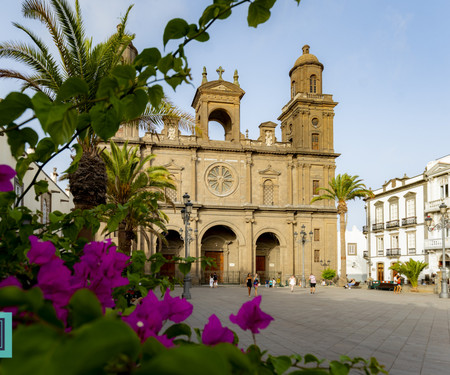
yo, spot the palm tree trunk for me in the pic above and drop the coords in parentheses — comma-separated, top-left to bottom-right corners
(339, 212, 347, 286)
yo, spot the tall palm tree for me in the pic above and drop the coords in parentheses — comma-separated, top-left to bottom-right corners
(311, 173, 373, 285)
(101, 140, 175, 255)
(0, 0, 135, 212)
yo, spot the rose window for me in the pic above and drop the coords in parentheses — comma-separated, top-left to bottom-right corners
(207, 165, 235, 195)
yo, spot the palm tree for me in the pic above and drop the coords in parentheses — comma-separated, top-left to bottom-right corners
(0, 0, 135, 212)
(311, 173, 373, 285)
(101, 140, 175, 255)
(389, 259, 428, 291)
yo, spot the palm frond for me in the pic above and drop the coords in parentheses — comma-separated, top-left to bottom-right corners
(0, 69, 44, 93)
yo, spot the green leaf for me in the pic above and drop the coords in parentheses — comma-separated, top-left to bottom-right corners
(134, 48, 162, 69)
(34, 180, 49, 199)
(158, 54, 174, 75)
(121, 89, 149, 121)
(111, 65, 136, 86)
(8, 207, 23, 222)
(329, 360, 350, 375)
(0, 92, 33, 125)
(37, 300, 64, 329)
(68, 289, 103, 329)
(96, 76, 119, 98)
(199, 4, 231, 28)
(163, 323, 192, 339)
(34, 138, 57, 163)
(63, 143, 83, 175)
(0, 286, 44, 312)
(248, 0, 276, 28)
(90, 104, 120, 140)
(163, 18, 190, 46)
(148, 85, 164, 109)
(141, 337, 167, 363)
(304, 354, 323, 364)
(15, 157, 32, 182)
(195, 31, 210, 43)
(6, 126, 39, 158)
(49, 107, 78, 145)
(269, 355, 292, 374)
(56, 77, 89, 102)
(178, 261, 192, 276)
(165, 75, 184, 90)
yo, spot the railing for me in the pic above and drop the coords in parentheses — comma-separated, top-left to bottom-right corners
(424, 238, 450, 250)
(372, 223, 384, 231)
(402, 217, 417, 226)
(386, 248, 401, 257)
(201, 271, 242, 285)
(362, 226, 368, 234)
(425, 197, 450, 212)
(407, 248, 416, 255)
(363, 251, 369, 258)
(386, 220, 400, 229)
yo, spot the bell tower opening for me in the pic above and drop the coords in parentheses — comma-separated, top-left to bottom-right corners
(208, 109, 233, 141)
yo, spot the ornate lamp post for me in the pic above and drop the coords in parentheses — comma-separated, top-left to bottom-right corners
(425, 203, 450, 299)
(320, 259, 331, 271)
(180, 193, 193, 299)
(294, 225, 313, 288)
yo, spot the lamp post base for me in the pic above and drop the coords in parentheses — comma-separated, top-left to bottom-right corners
(439, 279, 449, 299)
(301, 275, 306, 288)
(182, 274, 192, 300)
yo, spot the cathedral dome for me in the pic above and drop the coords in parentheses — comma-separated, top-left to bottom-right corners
(292, 45, 323, 70)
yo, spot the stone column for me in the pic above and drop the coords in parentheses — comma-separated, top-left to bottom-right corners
(191, 150, 198, 201)
(287, 156, 294, 206)
(245, 212, 255, 274)
(246, 153, 253, 204)
(286, 218, 297, 279)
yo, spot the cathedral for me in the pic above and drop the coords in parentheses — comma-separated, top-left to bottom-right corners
(114, 45, 339, 284)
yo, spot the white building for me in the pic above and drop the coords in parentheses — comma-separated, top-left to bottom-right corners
(0, 134, 73, 220)
(337, 225, 368, 282)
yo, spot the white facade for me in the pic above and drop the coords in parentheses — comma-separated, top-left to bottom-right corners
(337, 225, 367, 282)
(365, 173, 431, 282)
(0, 134, 73, 219)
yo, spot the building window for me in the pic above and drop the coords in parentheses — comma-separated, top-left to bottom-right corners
(291, 81, 296, 98)
(440, 183, 449, 199)
(314, 228, 320, 241)
(348, 243, 357, 256)
(165, 187, 177, 202)
(41, 192, 51, 224)
(375, 206, 383, 224)
(314, 250, 320, 262)
(407, 232, 416, 255)
(376, 237, 384, 256)
(313, 180, 320, 196)
(406, 198, 415, 218)
(390, 202, 398, 221)
(312, 133, 319, 150)
(263, 179, 274, 205)
(310, 75, 317, 93)
(14, 178, 23, 206)
(391, 234, 399, 249)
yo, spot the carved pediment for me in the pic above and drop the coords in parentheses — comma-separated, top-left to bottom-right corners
(425, 162, 450, 177)
(163, 159, 184, 171)
(258, 164, 281, 176)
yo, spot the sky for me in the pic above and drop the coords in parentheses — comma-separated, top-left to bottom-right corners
(1, 0, 450, 230)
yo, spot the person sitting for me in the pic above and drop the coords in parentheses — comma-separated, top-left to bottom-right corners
(345, 278, 356, 289)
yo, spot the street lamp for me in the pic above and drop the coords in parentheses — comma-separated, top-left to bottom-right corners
(425, 202, 449, 299)
(180, 192, 193, 299)
(320, 259, 331, 270)
(294, 225, 313, 288)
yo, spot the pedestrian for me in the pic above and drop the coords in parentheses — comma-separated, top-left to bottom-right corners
(289, 275, 296, 292)
(209, 274, 214, 288)
(395, 274, 402, 294)
(393, 274, 398, 293)
(309, 273, 316, 294)
(213, 272, 218, 288)
(245, 273, 252, 297)
(272, 277, 277, 287)
(253, 273, 259, 296)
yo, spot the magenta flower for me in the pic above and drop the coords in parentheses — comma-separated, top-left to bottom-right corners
(0, 276, 22, 288)
(229, 296, 274, 334)
(27, 236, 57, 265)
(160, 290, 193, 323)
(0, 165, 16, 192)
(202, 314, 234, 346)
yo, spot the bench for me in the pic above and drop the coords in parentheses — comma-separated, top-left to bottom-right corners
(352, 281, 361, 289)
(376, 282, 396, 291)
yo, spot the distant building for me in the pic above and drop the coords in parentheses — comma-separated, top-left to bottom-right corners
(364, 156, 450, 283)
(0, 134, 73, 220)
(337, 226, 367, 282)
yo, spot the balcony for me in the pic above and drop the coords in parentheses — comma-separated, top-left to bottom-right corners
(425, 197, 450, 213)
(407, 248, 416, 255)
(386, 248, 401, 257)
(362, 225, 368, 234)
(372, 223, 384, 232)
(402, 217, 417, 226)
(424, 238, 450, 250)
(386, 220, 400, 229)
(363, 251, 369, 258)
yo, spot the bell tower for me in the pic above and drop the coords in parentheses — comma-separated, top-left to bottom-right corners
(278, 45, 337, 152)
(191, 67, 245, 142)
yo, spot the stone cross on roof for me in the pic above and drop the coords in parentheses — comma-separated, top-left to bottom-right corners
(216, 66, 225, 80)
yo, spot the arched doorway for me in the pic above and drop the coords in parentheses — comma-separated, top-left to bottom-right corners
(255, 232, 281, 284)
(377, 262, 384, 281)
(201, 225, 238, 284)
(156, 230, 183, 279)
(438, 254, 450, 268)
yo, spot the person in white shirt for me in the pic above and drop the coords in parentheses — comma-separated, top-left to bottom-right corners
(289, 275, 296, 292)
(309, 273, 316, 294)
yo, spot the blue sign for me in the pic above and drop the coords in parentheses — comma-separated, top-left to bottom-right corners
(0, 312, 12, 358)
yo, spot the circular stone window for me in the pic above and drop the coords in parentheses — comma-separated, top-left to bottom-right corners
(205, 164, 237, 196)
(311, 118, 319, 128)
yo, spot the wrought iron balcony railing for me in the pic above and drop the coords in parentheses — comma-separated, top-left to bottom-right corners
(386, 220, 400, 229)
(362, 225, 368, 234)
(372, 223, 384, 231)
(402, 217, 417, 226)
(386, 248, 401, 257)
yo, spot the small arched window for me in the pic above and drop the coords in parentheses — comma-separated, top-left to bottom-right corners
(291, 81, 296, 98)
(310, 75, 317, 93)
(312, 133, 319, 150)
(263, 180, 274, 205)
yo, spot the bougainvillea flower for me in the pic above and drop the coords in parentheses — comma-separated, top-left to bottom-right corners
(0, 276, 22, 288)
(160, 289, 193, 323)
(229, 296, 274, 334)
(0, 164, 16, 192)
(148, 333, 175, 348)
(202, 314, 234, 346)
(27, 236, 57, 265)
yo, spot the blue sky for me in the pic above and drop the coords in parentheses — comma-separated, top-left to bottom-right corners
(1, 0, 450, 229)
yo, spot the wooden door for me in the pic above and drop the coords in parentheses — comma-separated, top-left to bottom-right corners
(377, 263, 384, 281)
(205, 251, 223, 282)
(160, 254, 175, 279)
(256, 255, 266, 282)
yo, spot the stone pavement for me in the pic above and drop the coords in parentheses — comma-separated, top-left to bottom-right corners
(170, 284, 450, 375)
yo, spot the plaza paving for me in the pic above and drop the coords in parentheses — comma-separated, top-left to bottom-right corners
(171, 284, 450, 375)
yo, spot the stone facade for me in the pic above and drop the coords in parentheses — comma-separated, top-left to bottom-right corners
(113, 46, 339, 284)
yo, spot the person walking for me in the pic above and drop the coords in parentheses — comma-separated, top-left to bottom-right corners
(289, 275, 296, 292)
(253, 273, 260, 296)
(309, 273, 316, 294)
(245, 273, 253, 297)
(209, 274, 214, 288)
(213, 272, 218, 288)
